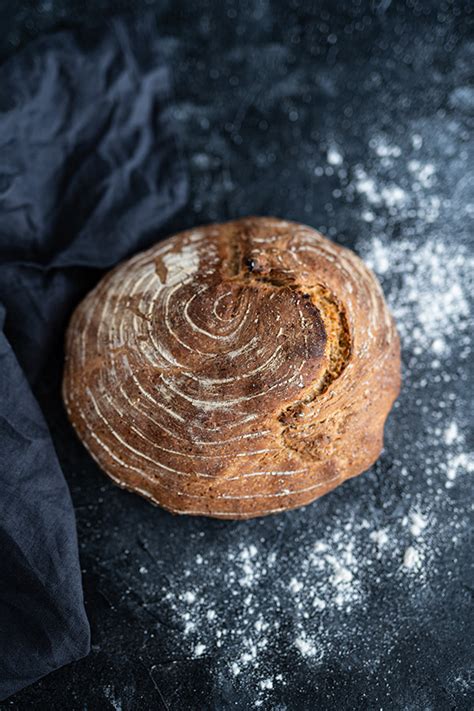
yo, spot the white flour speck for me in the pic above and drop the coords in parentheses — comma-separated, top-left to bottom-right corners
(403, 546, 422, 571)
(370, 529, 389, 550)
(231, 662, 241, 676)
(327, 146, 343, 166)
(182, 591, 196, 604)
(288, 577, 304, 593)
(294, 635, 318, 658)
(444, 422, 459, 446)
(409, 511, 428, 538)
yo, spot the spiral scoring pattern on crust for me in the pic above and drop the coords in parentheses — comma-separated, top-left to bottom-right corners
(63, 217, 400, 518)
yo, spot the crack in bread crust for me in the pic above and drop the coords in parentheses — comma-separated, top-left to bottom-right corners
(278, 284, 352, 461)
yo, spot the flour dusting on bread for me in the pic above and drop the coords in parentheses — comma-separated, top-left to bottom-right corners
(63, 217, 400, 518)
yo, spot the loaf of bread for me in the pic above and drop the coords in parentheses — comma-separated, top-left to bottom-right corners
(63, 217, 400, 519)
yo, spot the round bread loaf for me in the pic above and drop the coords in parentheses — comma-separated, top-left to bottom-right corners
(63, 217, 400, 519)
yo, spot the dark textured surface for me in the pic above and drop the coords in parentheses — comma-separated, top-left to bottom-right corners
(2, 1, 473, 709)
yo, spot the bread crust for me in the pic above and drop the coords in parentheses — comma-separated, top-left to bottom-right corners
(63, 217, 401, 518)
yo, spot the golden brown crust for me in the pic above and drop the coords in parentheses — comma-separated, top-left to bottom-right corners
(63, 217, 401, 518)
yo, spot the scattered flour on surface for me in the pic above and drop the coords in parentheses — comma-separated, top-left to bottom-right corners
(142, 128, 472, 708)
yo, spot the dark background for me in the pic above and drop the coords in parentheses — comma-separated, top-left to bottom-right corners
(1, 1, 473, 709)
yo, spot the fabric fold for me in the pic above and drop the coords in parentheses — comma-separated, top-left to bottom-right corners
(0, 16, 188, 700)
